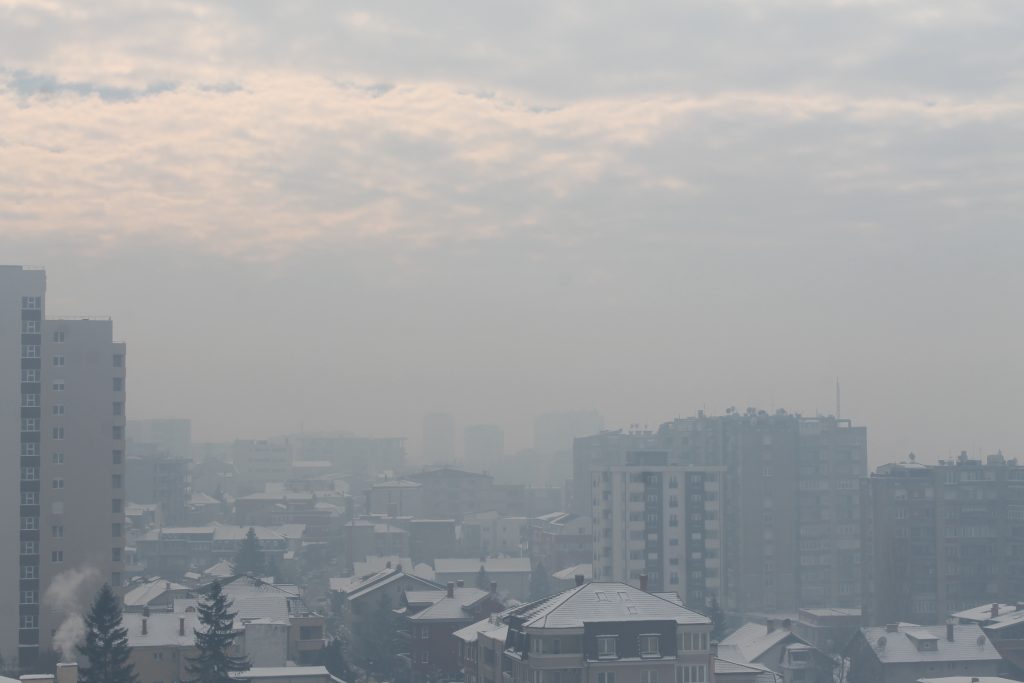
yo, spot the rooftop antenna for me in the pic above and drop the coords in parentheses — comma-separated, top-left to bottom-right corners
(835, 378, 841, 419)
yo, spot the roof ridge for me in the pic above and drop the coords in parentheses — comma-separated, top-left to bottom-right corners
(537, 583, 591, 628)
(646, 588, 710, 619)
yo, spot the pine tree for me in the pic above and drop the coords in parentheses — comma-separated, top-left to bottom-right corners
(317, 638, 352, 682)
(355, 592, 398, 679)
(186, 581, 249, 683)
(529, 561, 552, 600)
(77, 584, 138, 683)
(707, 594, 727, 642)
(233, 527, 265, 576)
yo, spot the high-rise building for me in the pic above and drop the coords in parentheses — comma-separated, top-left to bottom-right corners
(572, 429, 655, 514)
(861, 452, 1024, 626)
(0, 266, 127, 667)
(422, 412, 456, 462)
(591, 451, 725, 608)
(463, 424, 503, 471)
(534, 409, 603, 456)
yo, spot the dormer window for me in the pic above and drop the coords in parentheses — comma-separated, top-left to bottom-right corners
(597, 636, 617, 658)
(640, 634, 660, 657)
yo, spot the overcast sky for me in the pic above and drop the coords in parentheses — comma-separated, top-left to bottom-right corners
(3, 0, 1022, 464)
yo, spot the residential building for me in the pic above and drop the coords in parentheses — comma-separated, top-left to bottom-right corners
(1, 267, 131, 667)
(456, 577, 714, 683)
(434, 558, 532, 601)
(551, 564, 593, 591)
(713, 658, 778, 683)
(122, 577, 191, 612)
(423, 413, 457, 462)
(398, 581, 505, 683)
(233, 440, 291, 495)
(282, 432, 406, 476)
(228, 668, 343, 683)
(861, 453, 1024, 626)
(407, 467, 495, 520)
(792, 607, 862, 655)
(591, 451, 725, 607)
(367, 479, 424, 517)
(126, 454, 191, 524)
(528, 512, 593, 573)
(329, 564, 440, 638)
(126, 418, 192, 462)
(846, 623, 1002, 683)
(344, 520, 410, 567)
(719, 619, 834, 683)
(406, 518, 458, 564)
(462, 511, 529, 558)
(951, 602, 1024, 677)
(136, 524, 290, 577)
(572, 430, 655, 515)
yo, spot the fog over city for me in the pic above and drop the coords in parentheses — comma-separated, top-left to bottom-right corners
(2, 2, 1024, 683)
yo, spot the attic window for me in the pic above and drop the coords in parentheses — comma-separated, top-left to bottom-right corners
(595, 592, 608, 602)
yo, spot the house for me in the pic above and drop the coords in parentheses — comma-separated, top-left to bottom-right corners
(714, 658, 780, 683)
(434, 557, 532, 601)
(329, 565, 441, 638)
(552, 564, 593, 591)
(528, 512, 593, 573)
(406, 467, 495, 520)
(462, 511, 529, 557)
(123, 577, 192, 612)
(455, 576, 715, 683)
(846, 623, 1003, 683)
(792, 608, 862, 655)
(718, 619, 833, 683)
(398, 581, 506, 683)
(948, 603, 1024, 678)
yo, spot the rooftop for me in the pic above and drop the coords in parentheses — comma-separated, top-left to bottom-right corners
(453, 616, 509, 644)
(860, 624, 1001, 664)
(405, 587, 492, 622)
(435, 557, 531, 574)
(229, 666, 343, 682)
(123, 578, 189, 606)
(719, 622, 800, 663)
(503, 581, 709, 629)
(552, 564, 592, 581)
(951, 603, 1021, 623)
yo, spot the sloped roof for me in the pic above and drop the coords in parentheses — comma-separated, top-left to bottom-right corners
(407, 587, 491, 622)
(204, 560, 235, 577)
(718, 623, 798, 663)
(860, 624, 1001, 664)
(983, 610, 1024, 631)
(453, 616, 509, 644)
(714, 657, 774, 676)
(123, 578, 189, 606)
(435, 557, 531, 574)
(124, 611, 225, 647)
(952, 603, 1021, 623)
(230, 666, 343, 682)
(552, 564, 592, 581)
(503, 582, 709, 629)
(329, 568, 439, 601)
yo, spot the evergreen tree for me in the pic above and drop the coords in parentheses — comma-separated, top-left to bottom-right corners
(475, 564, 491, 589)
(354, 592, 399, 679)
(317, 638, 352, 681)
(707, 594, 727, 642)
(529, 561, 552, 600)
(77, 584, 138, 683)
(233, 527, 265, 576)
(186, 581, 249, 683)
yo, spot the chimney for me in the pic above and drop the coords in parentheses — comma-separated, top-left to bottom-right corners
(885, 624, 899, 633)
(766, 619, 776, 634)
(456, 579, 465, 588)
(489, 581, 497, 594)
(574, 574, 585, 587)
(396, 563, 403, 571)
(179, 617, 186, 636)
(710, 640, 719, 657)
(56, 662, 78, 683)
(992, 603, 999, 618)
(782, 618, 792, 631)
(639, 573, 648, 592)
(142, 618, 148, 636)
(386, 561, 392, 569)
(447, 582, 455, 598)
(947, 622, 955, 642)
(165, 581, 171, 591)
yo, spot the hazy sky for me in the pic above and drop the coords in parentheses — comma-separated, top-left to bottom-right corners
(3, 0, 1022, 464)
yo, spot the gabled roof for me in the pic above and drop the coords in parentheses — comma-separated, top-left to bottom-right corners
(405, 587, 492, 622)
(719, 623, 800, 664)
(952, 603, 1021, 623)
(435, 557, 531, 574)
(714, 657, 774, 676)
(859, 624, 1001, 664)
(123, 578, 189, 607)
(329, 568, 439, 601)
(983, 610, 1024, 631)
(453, 616, 509, 644)
(552, 564, 592, 581)
(503, 581, 709, 629)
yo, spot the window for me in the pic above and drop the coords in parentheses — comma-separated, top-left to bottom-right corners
(113, 377, 123, 391)
(22, 418, 39, 432)
(53, 330, 65, 343)
(52, 525, 64, 538)
(113, 426, 123, 440)
(20, 591, 37, 605)
(51, 550, 64, 563)
(52, 427, 64, 440)
(22, 442, 38, 456)
(597, 674, 616, 683)
(21, 467, 38, 481)
(22, 345, 40, 358)
(21, 566, 38, 579)
(113, 474, 122, 489)
(52, 355, 64, 367)
(420, 652, 429, 664)
(112, 499, 122, 513)
(22, 393, 38, 407)
(21, 491, 38, 505)
(597, 636, 617, 658)
(22, 368, 40, 382)
(676, 666, 706, 683)
(22, 296, 42, 310)
(22, 320, 39, 333)
(421, 626, 429, 639)
(20, 615, 37, 629)
(113, 450, 123, 464)
(52, 405, 64, 416)
(112, 523, 122, 537)
(21, 516, 38, 530)
(113, 402, 123, 416)
(640, 635, 660, 657)
(20, 541, 38, 555)
(52, 452, 64, 464)
(552, 639, 561, 654)
(52, 478, 64, 489)
(112, 548, 122, 562)
(113, 354, 124, 367)
(641, 671, 658, 683)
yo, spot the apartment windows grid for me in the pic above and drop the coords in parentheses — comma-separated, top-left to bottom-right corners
(52, 405, 64, 416)
(52, 452, 64, 464)
(675, 666, 706, 683)
(639, 634, 660, 657)
(51, 551, 63, 563)
(53, 330, 64, 343)
(52, 355, 64, 367)
(52, 381, 64, 391)
(52, 478, 64, 489)
(597, 636, 617, 658)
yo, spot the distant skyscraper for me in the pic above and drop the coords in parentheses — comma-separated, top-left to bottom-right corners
(126, 418, 192, 461)
(463, 424, 504, 470)
(422, 413, 456, 462)
(533, 410, 603, 455)
(0, 266, 126, 667)
(861, 452, 1024, 626)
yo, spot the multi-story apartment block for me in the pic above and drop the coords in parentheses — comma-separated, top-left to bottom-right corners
(861, 452, 1024, 626)
(528, 512, 593, 574)
(407, 466, 495, 520)
(0, 266, 127, 667)
(591, 451, 725, 608)
(456, 577, 715, 683)
(577, 411, 866, 614)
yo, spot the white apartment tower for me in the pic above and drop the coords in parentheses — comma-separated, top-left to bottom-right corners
(0, 266, 126, 668)
(591, 451, 725, 609)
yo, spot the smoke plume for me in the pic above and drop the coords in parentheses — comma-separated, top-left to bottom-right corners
(43, 567, 102, 661)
